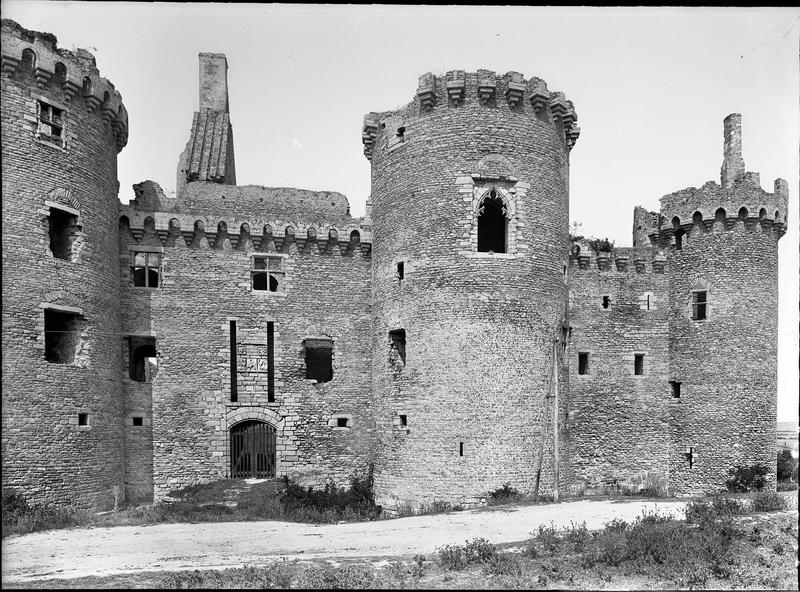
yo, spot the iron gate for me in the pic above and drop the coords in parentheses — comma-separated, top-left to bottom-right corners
(230, 420, 276, 478)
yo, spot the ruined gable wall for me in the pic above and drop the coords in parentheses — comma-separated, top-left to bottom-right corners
(119, 196, 373, 499)
(565, 245, 670, 494)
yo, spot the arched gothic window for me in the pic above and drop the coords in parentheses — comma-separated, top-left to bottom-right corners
(477, 189, 507, 253)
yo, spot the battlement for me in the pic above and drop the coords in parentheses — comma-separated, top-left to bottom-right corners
(1, 19, 128, 152)
(570, 242, 667, 275)
(119, 206, 372, 258)
(362, 69, 579, 161)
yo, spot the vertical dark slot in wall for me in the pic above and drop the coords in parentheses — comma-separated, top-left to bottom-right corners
(230, 320, 238, 402)
(267, 322, 275, 402)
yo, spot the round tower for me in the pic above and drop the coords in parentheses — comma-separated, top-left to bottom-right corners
(363, 70, 580, 509)
(654, 114, 788, 494)
(1, 20, 129, 510)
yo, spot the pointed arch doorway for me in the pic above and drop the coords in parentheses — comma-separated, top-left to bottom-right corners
(230, 420, 276, 478)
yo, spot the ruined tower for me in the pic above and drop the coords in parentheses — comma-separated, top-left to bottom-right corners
(363, 71, 580, 509)
(654, 114, 788, 493)
(1, 20, 129, 509)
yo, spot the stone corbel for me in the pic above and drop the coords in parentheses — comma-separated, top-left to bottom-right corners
(446, 71, 465, 106)
(34, 67, 52, 88)
(505, 72, 525, 108)
(2, 55, 20, 77)
(62, 80, 81, 101)
(416, 73, 436, 111)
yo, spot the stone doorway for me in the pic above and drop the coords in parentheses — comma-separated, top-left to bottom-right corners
(230, 420, 276, 478)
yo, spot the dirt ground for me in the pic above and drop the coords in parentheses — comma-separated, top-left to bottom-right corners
(1, 497, 691, 584)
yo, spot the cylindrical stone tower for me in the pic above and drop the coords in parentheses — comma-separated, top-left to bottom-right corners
(362, 70, 580, 509)
(1, 20, 129, 510)
(656, 114, 788, 494)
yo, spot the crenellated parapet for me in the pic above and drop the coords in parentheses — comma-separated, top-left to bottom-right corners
(1, 19, 128, 152)
(571, 242, 667, 275)
(362, 69, 579, 160)
(119, 206, 372, 258)
(651, 175, 789, 248)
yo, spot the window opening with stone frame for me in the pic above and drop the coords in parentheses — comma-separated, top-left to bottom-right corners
(44, 309, 84, 364)
(691, 290, 707, 320)
(578, 352, 589, 375)
(37, 99, 65, 146)
(132, 252, 161, 288)
(670, 381, 681, 399)
(252, 255, 285, 292)
(477, 189, 508, 253)
(48, 206, 78, 261)
(634, 354, 645, 376)
(132, 416, 144, 427)
(397, 261, 405, 281)
(129, 336, 157, 382)
(78, 413, 88, 426)
(389, 329, 406, 369)
(399, 414, 407, 427)
(602, 295, 610, 309)
(337, 417, 349, 428)
(304, 338, 333, 383)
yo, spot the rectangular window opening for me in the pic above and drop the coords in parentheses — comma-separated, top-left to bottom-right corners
(132, 252, 162, 288)
(48, 207, 78, 261)
(685, 447, 695, 469)
(304, 338, 333, 383)
(132, 416, 144, 427)
(230, 321, 238, 402)
(397, 261, 405, 281)
(670, 381, 681, 398)
(399, 414, 407, 427)
(459, 442, 464, 457)
(691, 291, 707, 320)
(38, 100, 64, 145)
(337, 417, 349, 428)
(389, 329, 406, 368)
(602, 295, 610, 309)
(44, 309, 83, 364)
(252, 256, 285, 292)
(578, 352, 589, 375)
(78, 413, 88, 426)
(634, 354, 645, 376)
(129, 336, 157, 382)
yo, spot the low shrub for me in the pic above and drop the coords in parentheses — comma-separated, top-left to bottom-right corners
(725, 463, 769, 493)
(437, 544, 467, 571)
(463, 537, 496, 564)
(482, 552, 523, 576)
(777, 450, 798, 482)
(750, 491, 786, 513)
(487, 483, 521, 505)
(534, 522, 561, 555)
(777, 480, 798, 491)
(685, 496, 746, 526)
(1, 489, 87, 537)
(436, 537, 498, 571)
(564, 521, 591, 552)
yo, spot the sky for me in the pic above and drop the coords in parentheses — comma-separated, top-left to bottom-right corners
(3, 3, 798, 421)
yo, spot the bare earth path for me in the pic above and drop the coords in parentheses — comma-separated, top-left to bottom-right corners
(1, 498, 690, 584)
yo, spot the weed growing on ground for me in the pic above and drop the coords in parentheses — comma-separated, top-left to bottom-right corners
(487, 483, 521, 505)
(750, 491, 786, 512)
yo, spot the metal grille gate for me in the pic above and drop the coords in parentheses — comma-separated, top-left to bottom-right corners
(230, 421, 276, 478)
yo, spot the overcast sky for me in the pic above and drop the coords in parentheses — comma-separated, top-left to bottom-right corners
(4, 3, 798, 421)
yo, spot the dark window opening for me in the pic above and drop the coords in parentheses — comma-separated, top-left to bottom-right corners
(691, 291, 707, 320)
(44, 309, 83, 364)
(132, 252, 161, 288)
(399, 414, 407, 427)
(252, 256, 285, 292)
(389, 329, 406, 367)
(634, 354, 644, 376)
(129, 337, 157, 382)
(132, 416, 143, 427)
(267, 322, 275, 402)
(459, 442, 464, 457)
(230, 321, 238, 402)
(305, 339, 333, 383)
(396, 126, 405, 138)
(477, 190, 507, 253)
(78, 413, 88, 426)
(578, 352, 589, 375)
(397, 261, 405, 280)
(38, 101, 64, 144)
(675, 229, 684, 250)
(645, 295, 651, 310)
(670, 381, 681, 398)
(602, 296, 610, 309)
(48, 207, 78, 260)
(337, 417, 349, 428)
(685, 447, 695, 468)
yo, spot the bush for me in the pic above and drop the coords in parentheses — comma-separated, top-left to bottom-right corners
(777, 480, 798, 491)
(436, 538, 498, 571)
(1, 489, 86, 537)
(685, 496, 746, 526)
(777, 450, 798, 482)
(487, 483, 520, 505)
(564, 521, 591, 552)
(463, 537, 496, 564)
(750, 491, 786, 513)
(533, 523, 561, 555)
(725, 463, 769, 493)
(483, 553, 523, 576)
(437, 544, 467, 571)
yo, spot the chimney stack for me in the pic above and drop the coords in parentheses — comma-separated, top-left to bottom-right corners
(720, 113, 745, 188)
(198, 52, 229, 113)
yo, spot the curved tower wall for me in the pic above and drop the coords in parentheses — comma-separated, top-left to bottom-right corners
(1, 20, 129, 510)
(364, 70, 579, 509)
(655, 115, 788, 494)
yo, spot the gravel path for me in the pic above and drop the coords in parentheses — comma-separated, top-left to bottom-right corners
(1, 498, 689, 583)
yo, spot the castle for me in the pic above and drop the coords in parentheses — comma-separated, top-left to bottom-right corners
(1, 19, 788, 511)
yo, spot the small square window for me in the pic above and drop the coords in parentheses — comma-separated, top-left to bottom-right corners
(78, 413, 88, 426)
(252, 255, 285, 292)
(337, 417, 349, 428)
(578, 352, 589, 375)
(37, 100, 66, 147)
(132, 252, 162, 288)
(132, 416, 144, 427)
(634, 354, 645, 376)
(691, 291, 707, 320)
